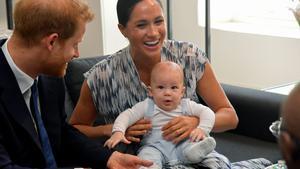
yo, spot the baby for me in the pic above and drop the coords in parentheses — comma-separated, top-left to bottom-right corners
(105, 61, 216, 168)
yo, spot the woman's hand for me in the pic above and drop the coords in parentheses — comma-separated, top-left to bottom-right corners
(162, 116, 199, 144)
(125, 119, 152, 142)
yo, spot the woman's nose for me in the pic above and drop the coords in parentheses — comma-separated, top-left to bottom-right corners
(147, 24, 159, 37)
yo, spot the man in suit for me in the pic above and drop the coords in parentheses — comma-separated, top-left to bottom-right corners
(279, 84, 300, 169)
(0, 0, 152, 168)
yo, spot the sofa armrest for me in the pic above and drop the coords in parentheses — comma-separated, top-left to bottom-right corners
(221, 84, 286, 142)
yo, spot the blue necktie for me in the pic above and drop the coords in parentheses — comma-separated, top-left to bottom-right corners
(31, 80, 57, 168)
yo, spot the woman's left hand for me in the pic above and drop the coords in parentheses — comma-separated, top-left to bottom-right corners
(125, 119, 152, 142)
(162, 116, 199, 144)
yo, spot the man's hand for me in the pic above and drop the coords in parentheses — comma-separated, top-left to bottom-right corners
(125, 119, 151, 142)
(104, 131, 131, 149)
(107, 151, 153, 169)
(162, 116, 198, 144)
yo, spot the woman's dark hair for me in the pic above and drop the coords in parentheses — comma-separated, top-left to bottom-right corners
(117, 0, 163, 27)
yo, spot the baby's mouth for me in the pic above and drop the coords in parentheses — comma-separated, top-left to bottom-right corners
(164, 99, 172, 104)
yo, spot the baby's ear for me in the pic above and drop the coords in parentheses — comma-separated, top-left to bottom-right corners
(147, 86, 153, 97)
(182, 86, 186, 95)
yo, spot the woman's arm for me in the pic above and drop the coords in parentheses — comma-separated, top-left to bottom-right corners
(69, 80, 152, 140)
(69, 80, 113, 138)
(197, 62, 238, 132)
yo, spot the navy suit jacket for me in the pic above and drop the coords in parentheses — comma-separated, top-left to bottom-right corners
(0, 39, 113, 169)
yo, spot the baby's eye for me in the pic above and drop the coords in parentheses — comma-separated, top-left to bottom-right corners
(171, 86, 178, 89)
(158, 86, 164, 89)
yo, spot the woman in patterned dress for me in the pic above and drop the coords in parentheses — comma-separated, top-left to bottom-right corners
(69, 0, 242, 168)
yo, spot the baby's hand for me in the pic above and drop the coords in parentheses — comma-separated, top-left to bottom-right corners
(189, 128, 205, 142)
(104, 131, 131, 149)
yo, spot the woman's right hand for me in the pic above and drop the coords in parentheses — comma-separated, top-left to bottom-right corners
(125, 119, 152, 142)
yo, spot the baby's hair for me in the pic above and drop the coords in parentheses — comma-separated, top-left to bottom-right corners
(150, 61, 184, 84)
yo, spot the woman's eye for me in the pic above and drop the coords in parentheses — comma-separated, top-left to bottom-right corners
(137, 22, 147, 28)
(155, 19, 164, 25)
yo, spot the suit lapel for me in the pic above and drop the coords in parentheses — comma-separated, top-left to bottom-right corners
(0, 87, 41, 149)
(0, 40, 42, 149)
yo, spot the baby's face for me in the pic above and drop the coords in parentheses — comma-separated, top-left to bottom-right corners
(149, 69, 185, 111)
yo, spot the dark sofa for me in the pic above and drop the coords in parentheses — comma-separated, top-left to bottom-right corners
(64, 56, 286, 163)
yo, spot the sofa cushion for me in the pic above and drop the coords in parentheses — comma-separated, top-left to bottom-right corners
(221, 84, 286, 143)
(64, 56, 108, 119)
(65, 56, 108, 105)
(213, 132, 281, 163)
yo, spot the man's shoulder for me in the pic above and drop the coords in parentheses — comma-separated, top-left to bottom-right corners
(0, 48, 15, 89)
(0, 39, 7, 46)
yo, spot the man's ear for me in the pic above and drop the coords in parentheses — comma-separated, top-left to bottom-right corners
(42, 33, 59, 51)
(279, 131, 295, 163)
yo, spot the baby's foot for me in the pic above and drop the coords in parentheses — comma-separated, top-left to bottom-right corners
(183, 137, 216, 163)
